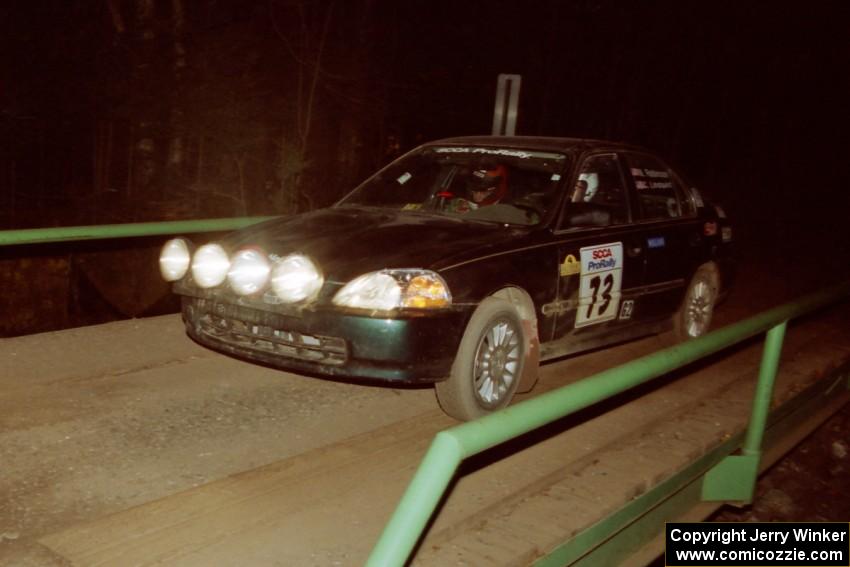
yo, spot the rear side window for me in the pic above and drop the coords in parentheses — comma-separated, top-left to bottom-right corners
(625, 154, 695, 220)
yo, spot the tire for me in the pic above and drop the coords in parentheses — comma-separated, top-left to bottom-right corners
(673, 264, 718, 341)
(435, 297, 526, 421)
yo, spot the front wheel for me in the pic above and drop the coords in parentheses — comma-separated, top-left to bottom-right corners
(435, 297, 526, 421)
(674, 264, 718, 340)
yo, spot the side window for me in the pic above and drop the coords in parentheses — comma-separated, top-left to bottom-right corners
(560, 154, 629, 229)
(626, 153, 695, 220)
(676, 179, 697, 217)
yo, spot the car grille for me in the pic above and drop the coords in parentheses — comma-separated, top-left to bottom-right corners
(197, 310, 348, 366)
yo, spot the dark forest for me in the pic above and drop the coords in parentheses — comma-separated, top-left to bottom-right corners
(1, 0, 849, 333)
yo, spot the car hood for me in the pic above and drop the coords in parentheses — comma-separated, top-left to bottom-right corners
(221, 206, 529, 282)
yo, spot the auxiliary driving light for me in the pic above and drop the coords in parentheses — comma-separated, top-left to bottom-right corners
(271, 254, 324, 302)
(159, 237, 192, 282)
(228, 248, 271, 295)
(191, 243, 230, 288)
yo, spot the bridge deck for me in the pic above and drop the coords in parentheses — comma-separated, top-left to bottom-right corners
(1, 304, 849, 565)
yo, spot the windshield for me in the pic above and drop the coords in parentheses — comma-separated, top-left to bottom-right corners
(337, 146, 569, 226)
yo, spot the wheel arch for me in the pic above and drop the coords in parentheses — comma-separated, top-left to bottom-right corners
(695, 260, 720, 291)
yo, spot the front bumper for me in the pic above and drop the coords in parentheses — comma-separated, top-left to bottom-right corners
(180, 296, 469, 384)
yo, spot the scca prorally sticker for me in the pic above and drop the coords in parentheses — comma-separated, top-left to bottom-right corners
(433, 147, 533, 159)
(432, 147, 565, 161)
(575, 242, 623, 328)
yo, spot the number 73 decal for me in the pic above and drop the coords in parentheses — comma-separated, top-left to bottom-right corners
(575, 242, 623, 327)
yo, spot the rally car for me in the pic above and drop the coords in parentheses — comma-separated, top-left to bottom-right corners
(159, 136, 733, 420)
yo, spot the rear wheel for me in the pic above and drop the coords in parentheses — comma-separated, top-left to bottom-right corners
(674, 264, 718, 340)
(435, 297, 526, 421)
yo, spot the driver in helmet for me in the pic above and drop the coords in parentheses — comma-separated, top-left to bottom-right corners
(451, 163, 508, 213)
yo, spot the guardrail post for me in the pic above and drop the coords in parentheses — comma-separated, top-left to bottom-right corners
(743, 322, 788, 455)
(366, 431, 464, 567)
(701, 321, 787, 503)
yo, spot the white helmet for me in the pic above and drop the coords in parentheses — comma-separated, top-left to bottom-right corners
(578, 172, 599, 202)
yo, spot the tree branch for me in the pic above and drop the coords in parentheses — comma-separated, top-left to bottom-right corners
(301, 0, 334, 151)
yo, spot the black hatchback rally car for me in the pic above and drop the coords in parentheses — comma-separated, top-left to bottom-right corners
(159, 136, 733, 420)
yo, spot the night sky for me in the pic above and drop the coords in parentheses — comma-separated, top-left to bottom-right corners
(1, 0, 849, 237)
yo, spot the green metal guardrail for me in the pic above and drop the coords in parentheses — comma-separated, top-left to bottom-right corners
(367, 280, 850, 567)
(0, 217, 276, 246)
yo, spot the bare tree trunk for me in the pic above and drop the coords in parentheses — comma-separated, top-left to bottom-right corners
(92, 120, 114, 206)
(195, 135, 204, 214)
(131, 0, 157, 198)
(37, 121, 45, 210)
(301, 187, 315, 212)
(9, 160, 15, 226)
(106, 0, 125, 35)
(235, 154, 247, 216)
(126, 124, 135, 197)
(271, 1, 336, 210)
(300, 1, 334, 154)
(105, 120, 113, 193)
(295, 4, 306, 143)
(136, 0, 154, 39)
(290, 1, 335, 209)
(93, 119, 101, 195)
(168, 0, 187, 171)
(93, 121, 102, 222)
(196, 135, 204, 185)
(335, 0, 379, 189)
(277, 135, 304, 213)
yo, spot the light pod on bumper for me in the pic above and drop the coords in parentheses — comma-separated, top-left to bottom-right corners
(191, 243, 231, 288)
(271, 254, 324, 302)
(159, 237, 192, 282)
(227, 248, 271, 295)
(333, 269, 451, 311)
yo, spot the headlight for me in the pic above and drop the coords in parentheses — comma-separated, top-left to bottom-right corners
(159, 237, 192, 282)
(333, 272, 401, 311)
(191, 243, 230, 288)
(228, 248, 271, 295)
(271, 254, 324, 302)
(333, 269, 451, 311)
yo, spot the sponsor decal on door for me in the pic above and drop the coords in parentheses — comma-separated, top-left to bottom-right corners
(575, 242, 623, 327)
